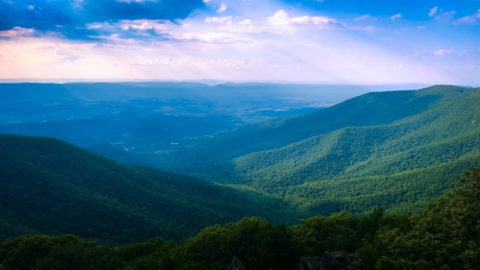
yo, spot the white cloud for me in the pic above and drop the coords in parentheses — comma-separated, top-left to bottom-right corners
(391, 13, 402, 20)
(433, 49, 454, 56)
(179, 32, 243, 43)
(268, 10, 337, 27)
(205, 16, 232, 23)
(86, 23, 103, 29)
(456, 9, 480, 24)
(239, 19, 252, 25)
(429, 6, 438, 17)
(441, 10, 457, 17)
(117, 0, 157, 3)
(217, 3, 227, 13)
(118, 20, 169, 33)
(354, 14, 371, 21)
(0, 27, 35, 37)
(432, 10, 457, 23)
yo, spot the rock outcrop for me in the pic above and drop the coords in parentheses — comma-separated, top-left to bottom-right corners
(297, 251, 361, 270)
(227, 256, 247, 270)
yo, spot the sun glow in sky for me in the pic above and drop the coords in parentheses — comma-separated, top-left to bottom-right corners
(0, 0, 479, 85)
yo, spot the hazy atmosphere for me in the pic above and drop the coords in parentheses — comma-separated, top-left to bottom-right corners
(1, 0, 479, 84)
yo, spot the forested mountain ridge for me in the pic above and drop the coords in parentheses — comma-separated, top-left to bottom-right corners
(1, 85, 479, 246)
(157, 85, 480, 215)
(0, 134, 297, 245)
(2, 166, 479, 269)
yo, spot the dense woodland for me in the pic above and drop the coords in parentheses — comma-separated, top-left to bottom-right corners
(149, 85, 480, 215)
(1, 166, 479, 269)
(0, 135, 298, 245)
(1, 85, 480, 269)
(2, 85, 480, 218)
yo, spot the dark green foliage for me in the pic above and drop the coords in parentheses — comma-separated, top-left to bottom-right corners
(115, 238, 178, 270)
(0, 134, 297, 244)
(161, 85, 480, 216)
(374, 257, 431, 270)
(0, 235, 123, 270)
(0, 166, 479, 269)
(182, 217, 301, 270)
(291, 211, 357, 255)
(369, 167, 480, 270)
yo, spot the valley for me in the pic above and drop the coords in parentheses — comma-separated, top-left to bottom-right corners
(1, 83, 480, 269)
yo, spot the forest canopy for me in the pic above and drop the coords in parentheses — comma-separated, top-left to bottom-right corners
(1, 166, 479, 270)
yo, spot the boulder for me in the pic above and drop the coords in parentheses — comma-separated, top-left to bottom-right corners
(297, 252, 361, 270)
(227, 256, 247, 270)
(297, 256, 324, 270)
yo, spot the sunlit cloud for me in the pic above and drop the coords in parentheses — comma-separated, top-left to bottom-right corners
(354, 15, 372, 21)
(434, 49, 454, 56)
(0, 27, 35, 38)
(456, 9, 480, 24)
(267, 10, 337, 28)
(0, 0, 479, 85)
(205, 16, 232, 23)
(429, 7, 438, 17)
(217, 3, 228, 13)
(390, 13, 402, 20)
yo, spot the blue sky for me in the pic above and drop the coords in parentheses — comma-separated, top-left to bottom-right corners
(0, 0, 479, 85)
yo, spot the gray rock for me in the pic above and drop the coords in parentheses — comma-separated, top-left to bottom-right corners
(227, 256, 247, 270)
(297, 256, 324, 270)
(348, 253, 361, 269)
(323, 251, 349, 269)
(297, 252, 361, 270)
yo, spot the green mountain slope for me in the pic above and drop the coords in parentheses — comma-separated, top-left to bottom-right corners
(0, 135, 296, 245)
(162, 85, 480, 215)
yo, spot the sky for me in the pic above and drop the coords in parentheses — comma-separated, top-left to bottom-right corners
(0, 0, 479, 85)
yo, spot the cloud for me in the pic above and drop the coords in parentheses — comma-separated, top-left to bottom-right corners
(429, 6, 438, 17)
(205, 16, 232, 23)
(217, 3, 228, 13)
(268, 10, 337, 27)
(83, 19, 175, 42)
(354, 14, 371, 21)
(178, 32, 242, 43)
(433, 49, 453, 56)
(0, 0, 205, 40)
(118, 20, 167, 31)
(0, 27, 35, 38)
(456, 9, 480, 24)
(390, 13, 402, 20)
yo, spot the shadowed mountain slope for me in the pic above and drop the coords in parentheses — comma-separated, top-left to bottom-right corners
(0, 135, 296, 245)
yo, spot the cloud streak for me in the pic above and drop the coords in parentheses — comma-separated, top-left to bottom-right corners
(456, 9, 480, 24)
(433, 49, 454, 56)
(390, 13, 402, 20)
(0, 0, 205, 40)
(267, 10, 337, 27)
(354, 14, 372, 21)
